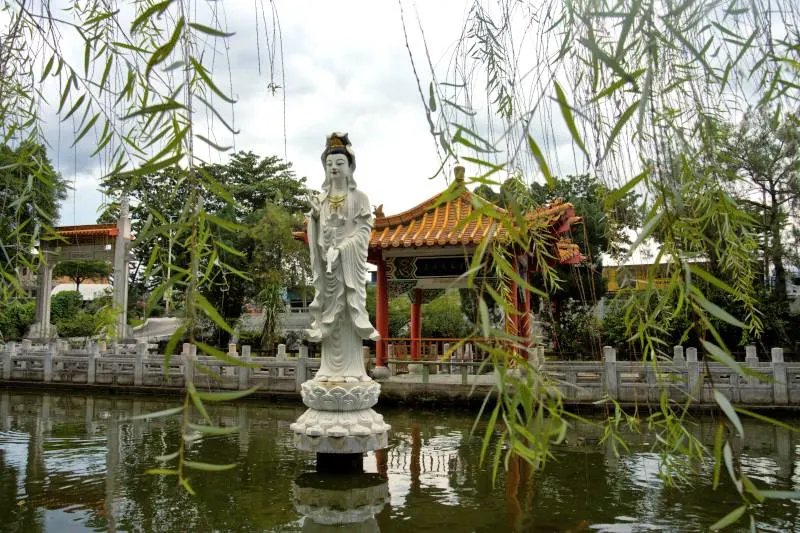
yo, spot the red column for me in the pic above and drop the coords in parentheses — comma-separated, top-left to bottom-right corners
(507, 255, 519, 338)
(375, 256, 389, 367)
(521, 264, 532, 358)
(410, 288, 422, 360)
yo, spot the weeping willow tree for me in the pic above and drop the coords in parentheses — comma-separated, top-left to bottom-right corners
(0, 0, 287, 493)
(403, 0, 800, 528)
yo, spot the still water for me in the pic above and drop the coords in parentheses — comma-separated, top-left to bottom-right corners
(0, 390, 797, 532)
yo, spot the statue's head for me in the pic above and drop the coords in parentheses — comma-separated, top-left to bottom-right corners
(321, 132, 357, 192)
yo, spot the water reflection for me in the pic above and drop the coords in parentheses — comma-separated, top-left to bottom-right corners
(0, 390, 797, 532)
(292, 472, 388, 531)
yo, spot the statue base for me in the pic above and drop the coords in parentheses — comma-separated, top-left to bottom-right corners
(291, 408, 389, 453)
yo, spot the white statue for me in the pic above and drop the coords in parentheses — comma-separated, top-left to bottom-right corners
(306, 132, 380, 383)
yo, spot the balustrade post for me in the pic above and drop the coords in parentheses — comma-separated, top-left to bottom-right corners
(461, 365, 468, 385)
(1, 342, 14, 380)
(20, 339, 31, 371)
(295, 357, 307, 392)
(43, 342, 55, 383)
(182, 343, 194, 387)
(387, 344, 396, 376)
(673, 345, 685, 365)
(603, 346, 618, 399)
(443, 343, 451, 373)
(87, 342, 98, 385)
(686, 347, 699, 399)
(745, 345, 758, 365)
(422, 363, 429, 385)
(277, 344, 287, 378)
(134, 343, 146, 386)
(238, 345, 251, 391)
(299, 345, 309, 359)
(771, 347, 788, 405)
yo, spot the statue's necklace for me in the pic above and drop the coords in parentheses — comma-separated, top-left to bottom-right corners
(328, 194, 346, 211)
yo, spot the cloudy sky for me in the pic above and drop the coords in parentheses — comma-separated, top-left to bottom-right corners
(53, 0, 517, 226)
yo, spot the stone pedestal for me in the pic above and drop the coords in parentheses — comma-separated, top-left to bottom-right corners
(293, 472, 388, 532)
(290, 380, 390, 455)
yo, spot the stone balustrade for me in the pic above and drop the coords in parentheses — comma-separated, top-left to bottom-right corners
(1, 341, 798, 406)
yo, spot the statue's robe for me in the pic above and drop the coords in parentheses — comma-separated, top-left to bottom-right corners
(306, 188, 379, 380)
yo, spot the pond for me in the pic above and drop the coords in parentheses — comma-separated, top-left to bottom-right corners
(0, 390, 797, 532)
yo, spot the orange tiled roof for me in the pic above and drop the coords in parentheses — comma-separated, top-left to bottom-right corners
(369, 187, 579, 250)
(54, 224, 118, 239)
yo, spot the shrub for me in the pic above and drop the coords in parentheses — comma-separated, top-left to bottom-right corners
(51, 291, 83, 323)
(56, 311, 97, 337)
(0, 300, 36, 341)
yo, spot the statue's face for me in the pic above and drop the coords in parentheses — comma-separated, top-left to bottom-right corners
(325, 153, 351, 183)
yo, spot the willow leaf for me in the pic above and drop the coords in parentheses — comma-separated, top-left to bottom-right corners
(145, 468, 179, 476)
(194, 292, 234, 334)
(129, 406, 184, 420)
(188, 22, 235, 38)
(528, 135, 555, 188)
(709, 504, 746, 531)
(184, 461, 237, 472)
(192, 385, 261, 403)
(553, 81, 588, 157)
(713, 390, 743, 438)
(187, 422, 239, 435)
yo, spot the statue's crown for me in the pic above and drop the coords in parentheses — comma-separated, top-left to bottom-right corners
(321, 132, 355, 169)
(325, 132, 350, 151)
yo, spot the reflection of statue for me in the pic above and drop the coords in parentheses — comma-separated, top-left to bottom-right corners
(306, 132, 379, 383)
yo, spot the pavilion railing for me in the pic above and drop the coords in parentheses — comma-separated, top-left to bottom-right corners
(380, 337, 508, 374)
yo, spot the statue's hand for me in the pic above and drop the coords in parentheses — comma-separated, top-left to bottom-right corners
(308, 195, 322, 217)
(325, 246, 340, 273)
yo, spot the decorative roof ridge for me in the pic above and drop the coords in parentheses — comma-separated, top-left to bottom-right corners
(374, 184, 507, 229)
(54, 223, 117, 232)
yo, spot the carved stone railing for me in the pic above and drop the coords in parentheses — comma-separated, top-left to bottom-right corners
(0, 340, 797, 405)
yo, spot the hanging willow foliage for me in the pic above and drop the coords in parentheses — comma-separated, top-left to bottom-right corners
(406, 0, 800, 526)
(0, 0, 285, 493)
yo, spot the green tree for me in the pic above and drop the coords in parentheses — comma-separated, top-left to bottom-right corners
(52, 260, 112, 292)
(0, 143, 68, 297)
(717, 110, 800, 302)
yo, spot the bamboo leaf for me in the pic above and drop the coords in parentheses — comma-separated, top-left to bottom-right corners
(183, 460, 237, 472)
(553, 81, 588, 157)
(713, 390, 743, 438)
(428, 81, 437, 112)
(709, 504, 746, 531)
